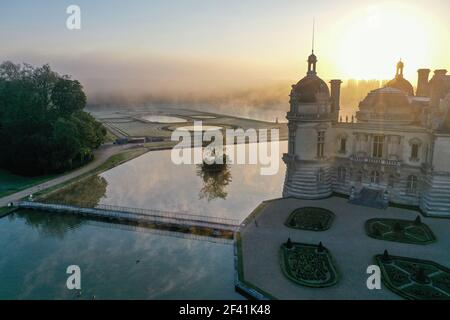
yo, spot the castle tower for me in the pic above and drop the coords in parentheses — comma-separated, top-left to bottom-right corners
(283, 50, 337, 199)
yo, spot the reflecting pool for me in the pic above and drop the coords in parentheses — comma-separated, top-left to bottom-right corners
(98, 142, 287, 221)
(0, 210, 242, 300)
(0, 141, 287, 299)
(142, 115, 187, 123)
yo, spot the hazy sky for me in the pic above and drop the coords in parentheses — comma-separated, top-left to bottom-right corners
(1, 0, 449, 97)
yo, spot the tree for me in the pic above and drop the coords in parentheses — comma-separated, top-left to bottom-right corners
(0, 61, 106, 176)
(51, 78, 86, 116)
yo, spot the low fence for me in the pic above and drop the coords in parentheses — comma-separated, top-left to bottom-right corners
(18, 201, 239, 232)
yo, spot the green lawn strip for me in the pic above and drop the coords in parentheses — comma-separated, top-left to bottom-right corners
(235, 233, 277, 300)
(374, 254, 450, 300)
(285, 207, 335, 231)
(280, 242, 340, 288)
(365, 218, 436, 245)
(32, 147, 149, 200)
(0, 169, 57, 198)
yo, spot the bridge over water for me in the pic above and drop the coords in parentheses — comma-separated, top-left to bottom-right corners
(17, 201, 240, 240)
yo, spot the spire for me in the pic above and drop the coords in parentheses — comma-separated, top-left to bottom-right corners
(307, 18, 317, 75)
(312, 17, 315, 54)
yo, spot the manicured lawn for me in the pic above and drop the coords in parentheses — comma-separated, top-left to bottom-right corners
(375, 253, 450, 300)
(366, 217, 436, 245)
(0, 169, 55, 198)
(285, 207, 335, 231)
(93, 148, 147, 173)
(280, 241, 339, 288)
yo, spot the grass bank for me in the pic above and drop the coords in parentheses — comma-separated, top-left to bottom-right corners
(35, 147, 149, 200)
(0, 169, 56, 198)
(0, 206, 17, 218)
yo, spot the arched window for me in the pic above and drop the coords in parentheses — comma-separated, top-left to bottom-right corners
(411, 144, 419, 161)
(317, 131, 325, 158)
(370, 171, 381, 184)
(409, 138, 422, 162)
(407, 175, 418, 194)
(337, 167, 346, 183)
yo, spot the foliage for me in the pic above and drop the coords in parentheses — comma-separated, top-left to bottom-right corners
(285, 207, 335, 231)
(0, 61, 106, 176)
(43, 175, 108, 207)
(197, 157, 232, 201)
(280, 242, 339, 288)
(366, 218, 436, 245)
(375, 254, 450, 300)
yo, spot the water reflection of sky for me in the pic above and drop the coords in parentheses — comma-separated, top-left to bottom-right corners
(0, 141, 287, 299)
(141, 115, 187, 123)
(100, 142, 287, 221)
(0, 212, 242, 300)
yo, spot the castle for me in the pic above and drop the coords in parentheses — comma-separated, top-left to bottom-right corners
(283, 50, 450, 217)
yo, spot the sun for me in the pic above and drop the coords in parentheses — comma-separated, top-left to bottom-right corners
(334, 2, 434, 80)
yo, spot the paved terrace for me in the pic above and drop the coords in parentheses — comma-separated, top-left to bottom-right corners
(239, 197, 450, 300)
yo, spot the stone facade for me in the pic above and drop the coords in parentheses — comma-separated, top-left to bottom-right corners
(283, 53, 450, 217)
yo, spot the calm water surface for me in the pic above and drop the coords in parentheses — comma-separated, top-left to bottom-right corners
(99, 142, 287, 221)
(0, 142, 287, 299)
(142, 115, 187, 123)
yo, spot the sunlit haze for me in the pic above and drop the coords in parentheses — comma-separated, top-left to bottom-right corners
(1, 0, 449, 97)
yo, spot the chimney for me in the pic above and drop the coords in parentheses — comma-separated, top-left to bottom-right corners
(416, 69, 430, 97)
(430, 69, 448, 107)
(330, 79, 342, 118)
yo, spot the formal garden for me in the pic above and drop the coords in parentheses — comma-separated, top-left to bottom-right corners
(280, 240, 339, 288)
(285, 207, 334, 231)
(279, 206, 446, 300)
(375, 251, 450, 300)
(366, 216, 436, 245)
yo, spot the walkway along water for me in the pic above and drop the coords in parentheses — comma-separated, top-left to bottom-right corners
(17, 201, 239, 240)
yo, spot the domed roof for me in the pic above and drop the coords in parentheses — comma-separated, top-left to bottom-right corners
(385, 59, 414, 96)
(356, 87, 416, 123)
(386, 77, 414, 96)
(290, 52, 330, 103)
(291, 74, 330, 103)
(361, 87, 410, 108)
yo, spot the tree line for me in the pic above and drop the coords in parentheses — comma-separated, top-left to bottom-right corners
(0, 62, 106, 176)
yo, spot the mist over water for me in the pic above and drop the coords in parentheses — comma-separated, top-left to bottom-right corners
(4, 52, 385, 122)
(86, 79, 382, 122)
